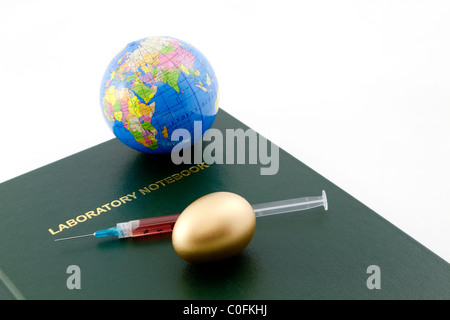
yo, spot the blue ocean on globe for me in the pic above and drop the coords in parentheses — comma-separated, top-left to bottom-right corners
(100, 36, 219, 154)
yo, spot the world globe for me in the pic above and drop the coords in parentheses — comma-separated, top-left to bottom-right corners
(100, 36, 219, 154)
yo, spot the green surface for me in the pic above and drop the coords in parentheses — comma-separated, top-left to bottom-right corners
(1, 110, 449, 299)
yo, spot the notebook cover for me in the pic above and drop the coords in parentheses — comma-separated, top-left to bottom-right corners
(0, 109, 449, 300)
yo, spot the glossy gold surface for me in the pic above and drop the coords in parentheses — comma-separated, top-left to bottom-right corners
(172, 192, 256, 263)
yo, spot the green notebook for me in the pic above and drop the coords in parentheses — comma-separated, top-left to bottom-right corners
(1, 110, 449, 300)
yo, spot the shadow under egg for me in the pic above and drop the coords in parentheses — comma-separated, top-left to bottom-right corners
(178, 249, 260, 299)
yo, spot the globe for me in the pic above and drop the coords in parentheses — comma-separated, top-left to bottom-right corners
(100, 36, 219, 154)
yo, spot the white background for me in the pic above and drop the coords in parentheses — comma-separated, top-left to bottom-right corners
(1, 1, 449, 263)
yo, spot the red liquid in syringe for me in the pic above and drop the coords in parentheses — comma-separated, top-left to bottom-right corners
(130, 214, 181, 237)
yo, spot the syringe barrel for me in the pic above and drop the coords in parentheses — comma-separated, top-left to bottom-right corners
(115, 191, 327, 238)
(117, 214, 181, 238)
(252, 190, 327, 218)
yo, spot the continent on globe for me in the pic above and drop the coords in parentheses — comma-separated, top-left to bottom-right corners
(100, 36, 219, 154)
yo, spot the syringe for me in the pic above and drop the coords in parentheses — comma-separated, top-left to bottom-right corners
(54, 190, 328, 242)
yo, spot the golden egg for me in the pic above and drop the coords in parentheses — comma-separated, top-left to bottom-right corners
(172, 192, 256, 263)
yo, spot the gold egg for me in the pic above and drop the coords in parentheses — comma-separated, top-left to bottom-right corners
(172, 192, 256, 263)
